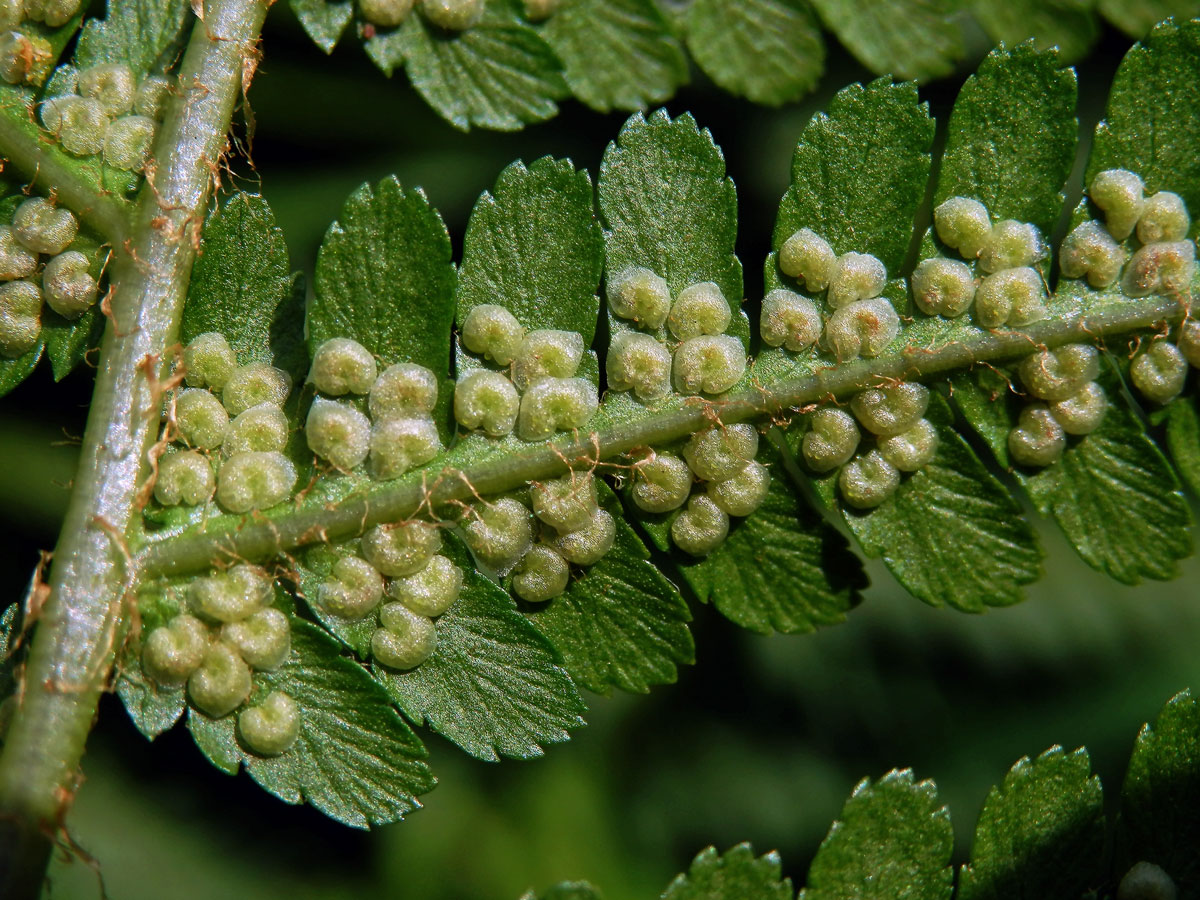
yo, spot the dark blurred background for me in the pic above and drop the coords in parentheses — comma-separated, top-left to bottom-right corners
(3, 8, 1197, 898)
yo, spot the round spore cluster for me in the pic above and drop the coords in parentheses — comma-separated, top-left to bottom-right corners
(310, 524, 457, 673)
(457, 304, 597, 441)
(507, 470, 615, 602)
(154, 331, 296, 513)
(142, 564, 301, 757)
(303, 337, 445, 482)
(605, 269, 747, 398)
(771, 228, 900, 361)
(925, 197, 1049, 328)
(453, 472, 625, 603)
(657, 422, 769, 556)
(462, 495, 533, 574)
(39, 63, 173, 169)
(310, 520, 458, 672)
(0, 197, 99, 358)
(799, 382, 938, 510)
(1008, 343, 1107, 467)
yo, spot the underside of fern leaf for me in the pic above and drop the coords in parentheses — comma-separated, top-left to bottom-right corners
(5, 8, 1198, 828)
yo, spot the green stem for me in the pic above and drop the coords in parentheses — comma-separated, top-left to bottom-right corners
(0, 0, 269, 888)
(0, 107, 129, 244)
(138, 295, 1184, 578)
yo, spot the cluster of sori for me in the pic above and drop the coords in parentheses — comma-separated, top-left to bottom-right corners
(921, 198, 1049, 327)
(0, 196, 96, 357)
(466, 470, 615, 602)
(660, 423, 769, 553)
(305, 337, 444, 481)
(433, 479, 607, 603)
(39, 63, 171, 170)
(458, 304, 598, 440)
(767, 231, 901, 360)
(315, 520, 459, 671)
(1077, 169, 1194, 297)
(0, 0, 80, 87)
(1062, 168, 1199, 409)
(142, 564, 300, 756)
(605, 267, 747, 398)
(357, 0, 560, 30)
(155, 332, 297, 513)
(800, 383, 937, 508)
(1009, 344, 1106, 467)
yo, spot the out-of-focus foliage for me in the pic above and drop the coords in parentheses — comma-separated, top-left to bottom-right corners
(287, 0, 1200, 130)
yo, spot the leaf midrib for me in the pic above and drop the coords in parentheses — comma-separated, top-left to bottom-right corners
(136, 294, 1184, 578)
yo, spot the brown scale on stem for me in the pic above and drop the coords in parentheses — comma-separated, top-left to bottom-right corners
(134, 346, 187, 511)
(12, 552, 53, 656)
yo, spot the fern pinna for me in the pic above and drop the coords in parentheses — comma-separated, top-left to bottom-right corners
(1, 0, 1200, 887)
(68, 21, 1198, 823)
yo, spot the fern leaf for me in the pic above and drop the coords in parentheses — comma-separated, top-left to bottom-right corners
(807, 395, 1042, 611)
(283, 0, 1200, 131)
(290, 0, 354, 53)
(366, 0, 566, 132)
(957, 747, 1105, 900)
(1164, 394, 1200, 493)
(772, 78, 933, 275)
(0, 0, 191, 395)
(524, 483, 693, 695)
(643, 440, 864, 635)
(971, 0, 1100, 63)
(1120, 688, 1200, 895)
(182, 194, 304, 372)
(186, 618, 435, 828)
(801, 769, 954, 900)
(119, 24, 1200, 827)
(312, 175, 458, 374)
(808, 0, 965, 82)
(939, 34, 1196, 583)
(0, 182, 109, 395)
(457, 156, 603, 343)
(1100, 0, 1200, 38)
(1089, 17, 1200, 206)
(662, 844, 794, 900)
(73, 0, 190, 78)
(600, 109, 743, 308)
(540, 0, 687, 114)
(296, 531, 587, 762)
(115, 584, 190, 738)
(119, 579, 436, 826)
(935, 41, 1078, 233)
(373, 535, 586, 762)
(533, 687, 1200, 897)
(684, 0, 825, 107)
(1027, 398, 1192, 582)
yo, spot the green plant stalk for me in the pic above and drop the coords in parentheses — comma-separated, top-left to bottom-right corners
(0, 0, 269, 887)
(138, 294, 1184, 578)
(0, 115, 130, 245)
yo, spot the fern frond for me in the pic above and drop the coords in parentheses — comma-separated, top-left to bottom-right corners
(0, 0, 1180, 826)
(71, 19, 1200, 827)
